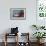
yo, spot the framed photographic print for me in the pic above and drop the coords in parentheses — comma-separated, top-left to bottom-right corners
(37, 0, 46, 18)
(10, 8, 26, 20)
(36, 0, 46, 26)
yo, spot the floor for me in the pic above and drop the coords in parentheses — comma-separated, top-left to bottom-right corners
(0, 42, 46, 46)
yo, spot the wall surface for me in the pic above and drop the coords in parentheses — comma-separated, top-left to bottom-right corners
(0, 0, 36, 42)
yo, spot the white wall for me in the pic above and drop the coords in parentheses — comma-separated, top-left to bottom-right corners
(0, 0, 36, 42)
